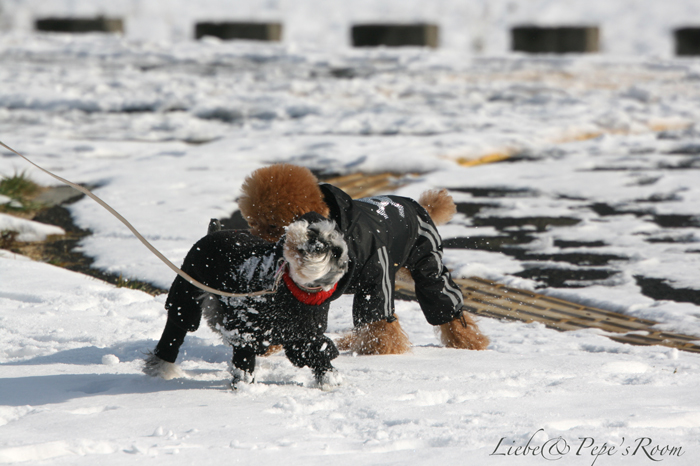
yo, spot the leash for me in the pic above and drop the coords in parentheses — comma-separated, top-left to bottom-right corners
(0, 139, 278, 299)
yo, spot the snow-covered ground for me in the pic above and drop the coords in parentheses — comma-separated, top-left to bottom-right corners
(2, 31, 700, 465)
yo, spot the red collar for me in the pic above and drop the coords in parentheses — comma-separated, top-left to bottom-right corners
(282, 271, 337, 305)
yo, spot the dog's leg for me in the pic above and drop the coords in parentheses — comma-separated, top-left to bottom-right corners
(142, 351, 187, 380)
(262, 344, 283, 356)
(336, 316, 411, 355)
(283, 337, 342, 389)
(437, 311, 490, 350)
(313, 366, 344, 391)
(230, 347, 256, 388)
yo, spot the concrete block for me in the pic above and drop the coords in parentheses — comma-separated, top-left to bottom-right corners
(35, 17, 123, 34)
(195, 22, 282, 41)
(675, 28, 700, 56)
(351, 23, 439, 48)
(512, 26, 599, 54)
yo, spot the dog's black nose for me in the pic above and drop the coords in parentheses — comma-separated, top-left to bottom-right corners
(310, 240, 326, 253)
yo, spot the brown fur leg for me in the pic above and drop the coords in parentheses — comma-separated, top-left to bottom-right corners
(262, 345, 283, 357)
(438, 312, 490, 350)
(336, 317, 411, 355)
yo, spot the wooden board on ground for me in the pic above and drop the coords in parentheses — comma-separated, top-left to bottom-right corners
(395, 276, 700, 354)
(323, 172, 406, 199)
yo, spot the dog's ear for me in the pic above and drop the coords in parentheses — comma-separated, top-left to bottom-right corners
(284, 219, 310, 249)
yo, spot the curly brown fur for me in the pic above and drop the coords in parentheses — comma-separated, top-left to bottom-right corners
(238, 164, 330, 242)
(336, 317, 411, 355)
(437, 312, 490, 350)
(263, 345, 283, 356)
(418, 189, 456, 226)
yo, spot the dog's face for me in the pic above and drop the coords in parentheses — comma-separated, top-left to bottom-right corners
(283, 219, 349, 291)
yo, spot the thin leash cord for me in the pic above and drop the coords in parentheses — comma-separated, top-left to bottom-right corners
(0, 139, 276, 299)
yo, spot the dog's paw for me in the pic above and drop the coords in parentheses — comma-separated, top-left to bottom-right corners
(230, 367, 255, 390)
(314, 369, 343, 391)
(142, 352, 187, 380)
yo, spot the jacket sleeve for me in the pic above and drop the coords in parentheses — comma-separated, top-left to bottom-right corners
(406, 213, 464, 326)
(350, 246, 396, 326)
(154, 234, 228, 362)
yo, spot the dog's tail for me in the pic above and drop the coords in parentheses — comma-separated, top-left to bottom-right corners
(418, 189, 456, 226)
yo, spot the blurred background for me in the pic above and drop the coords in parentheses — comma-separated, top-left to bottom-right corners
(0, 0, 699, 57)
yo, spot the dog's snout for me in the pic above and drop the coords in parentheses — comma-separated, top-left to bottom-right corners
(310, 240, 326, 254)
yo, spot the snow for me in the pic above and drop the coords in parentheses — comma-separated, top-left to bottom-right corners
(1, 259, 698, 464)
(2, 2, 700, 464)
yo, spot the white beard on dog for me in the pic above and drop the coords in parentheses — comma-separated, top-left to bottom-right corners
(284, 219, 349, 291)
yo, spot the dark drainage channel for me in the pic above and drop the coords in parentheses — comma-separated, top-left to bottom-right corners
(514, 267, 618, 288)
(449, 187, 538, 198)
(471, 215, 581, 232)
(444, 233, 623, 288)
(444, 242, 625, 289)
(588, 202, 700, 230)
(503, 251, 627, 266)
(447, 201, 625, 288)
(635, 276, 700, 306)
(443, 234, 536, 250)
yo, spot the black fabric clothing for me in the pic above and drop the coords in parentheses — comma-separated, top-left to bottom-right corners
(320, 183, 464, 327)
(153, 228, 350, 374)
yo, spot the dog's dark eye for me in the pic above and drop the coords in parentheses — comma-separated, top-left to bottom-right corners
(331, 247, 343, 258)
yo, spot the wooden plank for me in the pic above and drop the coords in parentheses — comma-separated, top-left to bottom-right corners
(324, 172, 404, 199)
(456, 277, 658, 332)
(396, 275, 700, 353)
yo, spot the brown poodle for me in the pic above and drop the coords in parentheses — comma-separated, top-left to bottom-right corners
(238, 163, 489, 355)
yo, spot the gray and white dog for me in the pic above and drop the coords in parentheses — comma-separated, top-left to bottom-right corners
(143, 212, 351, 389)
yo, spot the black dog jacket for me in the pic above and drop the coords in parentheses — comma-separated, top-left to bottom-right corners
(153, 217, 352, 375)
(320, 184, 464, 327)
